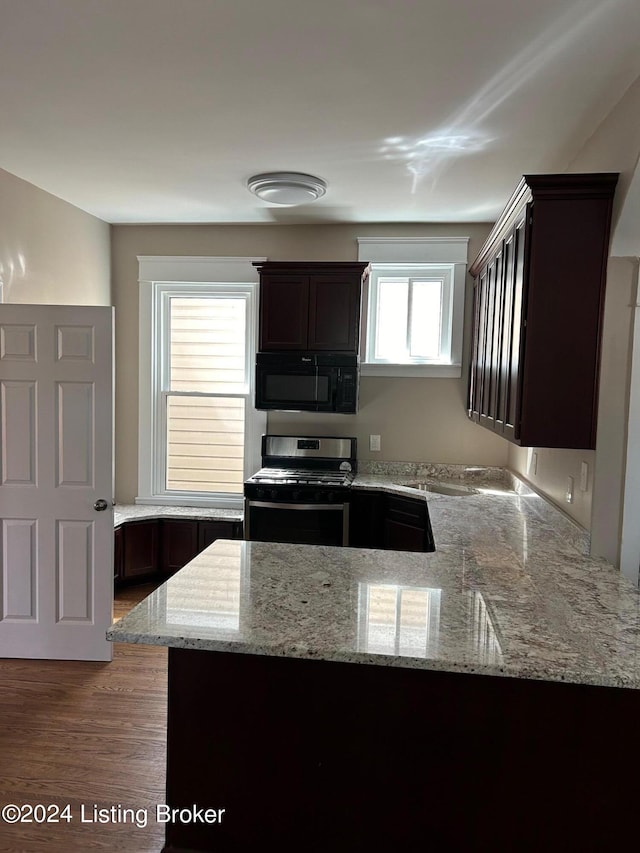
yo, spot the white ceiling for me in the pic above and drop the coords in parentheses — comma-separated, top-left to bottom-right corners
(1, 0, 639, 225)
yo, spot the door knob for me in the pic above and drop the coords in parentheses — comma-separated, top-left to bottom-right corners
(94, 499, 109, 512)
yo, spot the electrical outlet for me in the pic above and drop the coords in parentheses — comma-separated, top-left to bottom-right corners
(566, 476, 574, 503)
(580, 461, 589, 492)
(531, 451, 538, 476)
(369, 434, 381, 452)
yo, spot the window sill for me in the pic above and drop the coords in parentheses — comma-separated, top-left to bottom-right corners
(360, 363, 462, 378)
(135, 495, 244, 509)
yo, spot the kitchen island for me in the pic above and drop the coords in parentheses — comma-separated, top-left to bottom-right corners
(108, 479, 640, 852)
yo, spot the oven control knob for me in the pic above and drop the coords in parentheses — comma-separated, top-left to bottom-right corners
(314, 491, 323, 502)
(270, 489, 278, 501)
(326, 491, 335, 503)
(292, 489, 302, 501)
(257, 488, 265, 499)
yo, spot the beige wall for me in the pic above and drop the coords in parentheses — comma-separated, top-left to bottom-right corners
(0, 168, 110, 305)
(111, 222, 509, 503)
(591, 256, 638, 562)
(508, 446, 596, 530)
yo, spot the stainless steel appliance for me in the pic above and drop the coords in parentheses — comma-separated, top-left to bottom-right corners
(255, 353, 359, 413)
(244, 435, 357, 546)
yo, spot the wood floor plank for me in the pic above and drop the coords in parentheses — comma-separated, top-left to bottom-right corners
(0, 584, 168, 852)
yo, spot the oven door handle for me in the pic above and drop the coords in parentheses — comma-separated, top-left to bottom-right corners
(246, 500, 347, 511)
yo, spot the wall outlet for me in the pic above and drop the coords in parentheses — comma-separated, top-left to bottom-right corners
(580, 461, 589, 492)
(531, 451, 538, 476)
(566, 476, 574, 503)
(369, 434, 381, 452)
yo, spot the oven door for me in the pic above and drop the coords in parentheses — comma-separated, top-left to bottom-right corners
(244, 499, 349, 546)
(255, 363, 337, 412)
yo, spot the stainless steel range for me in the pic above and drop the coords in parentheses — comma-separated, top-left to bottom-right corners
(244, 435, 357, 546)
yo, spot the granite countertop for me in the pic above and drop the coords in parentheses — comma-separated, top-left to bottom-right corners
(108, 470, 640, 690)
(114, 504, 243, 526)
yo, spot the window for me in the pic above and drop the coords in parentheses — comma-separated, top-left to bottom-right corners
(367, 265, 454, 364)
(357, 237, 469, 377)
(137, 257, 266, 508)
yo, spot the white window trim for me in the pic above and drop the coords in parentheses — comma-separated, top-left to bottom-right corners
(136, 256, 266, 508)
(357, 238, 468, 378)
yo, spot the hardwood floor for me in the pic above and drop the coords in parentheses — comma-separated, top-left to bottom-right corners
(0, 584, 168, 852)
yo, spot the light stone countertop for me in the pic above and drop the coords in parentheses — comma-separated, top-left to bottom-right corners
(114, 504, 243, 526)
(108, 471, 640, 690)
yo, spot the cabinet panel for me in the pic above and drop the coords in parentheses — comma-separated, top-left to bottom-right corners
(468, 270, 487, 423)
(504, 215, 527, 441)
(161, 520, 199, 577)
(198, 520, 238, 551)
(114, 525, 123, 582)
(384, 494, 435, 552)
(259, 274, 309, 350)
(308, 275, 360, 351)
(481, 252, 503, 431)
(122, 520, 159, 582)
(383, 518, 426, 552)
(349, 491, 384, 549)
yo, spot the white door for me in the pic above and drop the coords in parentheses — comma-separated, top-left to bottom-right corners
(0, 304, 114, 661)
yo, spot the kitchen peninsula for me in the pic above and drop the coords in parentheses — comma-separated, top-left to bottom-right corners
(108, 476, 640, 852)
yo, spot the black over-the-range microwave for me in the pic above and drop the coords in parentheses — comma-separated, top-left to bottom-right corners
(255, 352, 359, 413)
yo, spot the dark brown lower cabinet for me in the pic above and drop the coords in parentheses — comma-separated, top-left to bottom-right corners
(113, 525, 123, 582)
(121, 520, 159, 582)
(161, 520, 200, 577)
(163, 647, 640, 853)
(383, 494, 435, 552)
(349, 491, 435, 552)
(199, 520, 242, 551)
(349, 490, 384, 548)
(116, 517, 242, 585)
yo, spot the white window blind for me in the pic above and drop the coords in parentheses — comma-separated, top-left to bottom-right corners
(166, 296, 246, 494)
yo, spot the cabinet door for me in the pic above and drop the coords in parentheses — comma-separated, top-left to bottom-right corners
(198, 520, 237, 551)
(470, 271, 489, 422)
(478, 262, 495, 429)
(383, 518, 426, 552)
(502, 215, 527, 442)
(259, 274, 309, 350)
(161, 520, 199, 576)
(467, 280, 481, 422)
(481, 250, 504, 432)
(308, 275, 360, 351)
(114, 526, 123, 583)
(349, 491, 384, 548)
(496, 229, 514, 434)
(122, 521, 159, 582)
(383, 495, 435, 552)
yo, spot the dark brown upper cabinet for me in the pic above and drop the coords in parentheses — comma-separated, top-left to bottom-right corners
(468, 173, 618, 449)
(254, 261, 370, 353)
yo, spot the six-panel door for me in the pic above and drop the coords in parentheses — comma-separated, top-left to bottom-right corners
(0, 304, 114, 661)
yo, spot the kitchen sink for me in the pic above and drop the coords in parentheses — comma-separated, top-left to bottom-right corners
(400, 481, 479, 496)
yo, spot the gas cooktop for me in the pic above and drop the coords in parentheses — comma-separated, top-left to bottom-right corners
(247, 468, 354, 487)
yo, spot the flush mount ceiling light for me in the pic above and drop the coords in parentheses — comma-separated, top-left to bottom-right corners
(247, 172, 327, 205)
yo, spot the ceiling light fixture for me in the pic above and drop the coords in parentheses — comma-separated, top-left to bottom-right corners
(247, 172, 327, 205)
